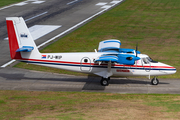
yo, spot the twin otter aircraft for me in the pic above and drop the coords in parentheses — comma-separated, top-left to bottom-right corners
(6, 17, 176, 86)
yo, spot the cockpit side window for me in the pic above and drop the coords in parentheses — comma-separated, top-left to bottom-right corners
(142, 58, 149, 64)
(147, 57, 158, 63)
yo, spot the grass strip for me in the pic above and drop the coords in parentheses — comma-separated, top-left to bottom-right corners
(0, 90, 180, 119)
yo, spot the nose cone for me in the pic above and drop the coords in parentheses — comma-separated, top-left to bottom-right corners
(159, 62, 176, 75)
(166, 66, 176, 75)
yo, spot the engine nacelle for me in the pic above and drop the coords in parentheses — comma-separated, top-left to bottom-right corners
(117, 54, 140, 65)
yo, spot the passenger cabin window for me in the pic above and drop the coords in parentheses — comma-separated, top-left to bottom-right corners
(84, 59, 88, 63)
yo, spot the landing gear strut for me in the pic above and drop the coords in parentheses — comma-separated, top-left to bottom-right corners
(151, 77, 159, 85)
(100, 77, 110, 86)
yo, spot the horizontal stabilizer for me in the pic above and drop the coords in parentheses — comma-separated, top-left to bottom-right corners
(16, 46, 34, 52)
(95, 55, 118, 62)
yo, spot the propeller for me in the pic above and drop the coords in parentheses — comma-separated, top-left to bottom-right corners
(136, 43, 138, 57)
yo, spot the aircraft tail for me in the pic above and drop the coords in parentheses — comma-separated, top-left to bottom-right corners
(6, 17, 41, 60)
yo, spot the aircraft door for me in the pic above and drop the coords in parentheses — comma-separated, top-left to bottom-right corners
(80, 57, 92, 72)
(142, 57, 151, 72)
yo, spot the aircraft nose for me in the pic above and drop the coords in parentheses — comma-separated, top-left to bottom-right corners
(161, 63, 176, 75)
(171, 66, 177, 74)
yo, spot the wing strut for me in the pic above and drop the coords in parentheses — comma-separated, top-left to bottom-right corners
(108, 61, 111, 73)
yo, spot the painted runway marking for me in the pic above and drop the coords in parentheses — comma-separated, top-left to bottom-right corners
(0, 4, 14, 11)
(25, 11, 48, 22)
(29, 25, 61, 40)
(1, 0, 124, 68)
(15, 0, 45, 6)
(67, 0, 79, 5)
(97, 0, 123, 9)
(110, 1, 122, 4)
(32, 1, 45, 4)
(101, 5, 111, 9)
(1, 60, 16, 68)
(14, 2, 28, 6)
(96, 3, 107, 6)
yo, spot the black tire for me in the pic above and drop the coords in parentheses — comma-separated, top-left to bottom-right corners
(100, 78, 109, 86)
(151, 78, 159, 85)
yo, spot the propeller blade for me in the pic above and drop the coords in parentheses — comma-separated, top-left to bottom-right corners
(136, 43, 138, 57)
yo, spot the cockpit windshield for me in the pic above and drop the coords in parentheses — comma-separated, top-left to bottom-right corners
(142, 57, 158, 64)
(147, 57, 153, 62)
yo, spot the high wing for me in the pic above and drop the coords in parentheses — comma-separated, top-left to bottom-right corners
(95, 54, 140, 65)
(95, 39, 140, 65)
(98, 39, 121, 52)
(95, 55, 118, 62)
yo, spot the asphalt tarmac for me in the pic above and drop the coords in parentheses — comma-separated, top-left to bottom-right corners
(0, 67, 180, 94)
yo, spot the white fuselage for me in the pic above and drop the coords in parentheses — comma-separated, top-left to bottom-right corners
(19, 52, 176, 77)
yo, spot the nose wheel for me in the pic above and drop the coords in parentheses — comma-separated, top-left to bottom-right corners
(151, 77, 159, 85)
(100, 77, 110, 86)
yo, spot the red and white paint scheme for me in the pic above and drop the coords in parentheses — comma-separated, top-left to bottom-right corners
(6, 17, 176, 86)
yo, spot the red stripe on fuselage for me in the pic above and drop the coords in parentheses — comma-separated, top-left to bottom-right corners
(18, 58, 175, 69)
(6, 20, 22, 59)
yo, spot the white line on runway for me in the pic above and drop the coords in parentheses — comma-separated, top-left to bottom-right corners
(14, 2, 28, 6)
(32, 1, 45, 4)
(25, 11, 48, 22)
(1, 0, 123, 68)
(67, 0, 78, 5)
(96, 3, 107, 6)
(1, 60, 16, 68)
(0, 4, 15, 11)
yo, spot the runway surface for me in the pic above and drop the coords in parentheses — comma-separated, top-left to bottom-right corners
(0, 67, 180, 94)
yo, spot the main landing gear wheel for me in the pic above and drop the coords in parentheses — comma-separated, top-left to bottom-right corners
(100, 78, 110, 86)
(151, 77, 159, 85)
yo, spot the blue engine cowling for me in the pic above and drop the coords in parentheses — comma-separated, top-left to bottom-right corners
(117, 54, 140, 65)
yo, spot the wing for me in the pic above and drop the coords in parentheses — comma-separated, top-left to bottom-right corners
(98, 39, 121, 52)
(95, 54, 140, 65)
(95, 55, 118, 62)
